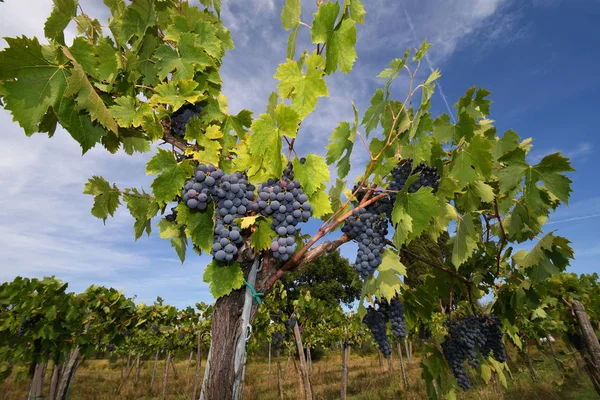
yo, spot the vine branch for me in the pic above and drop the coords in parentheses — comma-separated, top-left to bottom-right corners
(494, 198, 507, 276)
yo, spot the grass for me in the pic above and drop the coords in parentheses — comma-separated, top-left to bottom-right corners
(1, 344, 597, 399)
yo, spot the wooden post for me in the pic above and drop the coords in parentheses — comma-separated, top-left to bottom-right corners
(397, 342, 408, 389)
(293, 321, 314, 400)
(341, 336, 349, 400)
(268, 340, 272, 377)
(572, 300, 600, 395)
(405, 340, 411, 363)
(133, 354, 141, 388)
(522, 343, 538, 382)
(277, 349, 284, 400)
(28, 362, 46, 400)
(150, 350, 159, 393)
(192, 333, 203, 400)
(186, 351, 193, 374)
(162, 351, 171, 399)
(378, 350, 384, 370)
(56, 348, 81, 400)
(48, 362, 60, 400)
(170, 355, 178, 379)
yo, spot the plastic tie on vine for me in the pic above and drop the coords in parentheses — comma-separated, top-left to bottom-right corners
(244, 279, 264, 306)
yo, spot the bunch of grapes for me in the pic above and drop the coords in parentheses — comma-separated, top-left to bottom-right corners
(17, 315, 42, 337)
(377, 297, 407, 339)
(257, 172, 312, 262)
(212, 171, 257, 262)
(479, 315, 507, 363)
(363, 306, 392, 357)
(170, 103, 203, 137)
(183, 164, 224, 211)
(441, 314, 507, 391)
(106, 344, 115, 352)
(151, 324, 159, 333)
(165, 207, 177, 222)
(178, 331, 186, 340)
(272, 331, 284, 349)
(341, 207, 388, 278)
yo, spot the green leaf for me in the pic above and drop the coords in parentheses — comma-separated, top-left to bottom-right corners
(56, 99, 109, 153)
(311, 2, 339, 43)
(512, 233, 555, 268)
(325, 18, 357, 74)
(274, 103, 300, 137)
(326, 119, 355, 179)
(150, 80, 206, 111)
(480, 364, 492, 384)
(344, 0, 366, 24)
(83, 176, 121, 222)
(0, 36, 69, 135)
(307, 188, 333, 219)
(109, 96, 153, 128)
(158, 219, 187, 263)
(203, 262, 245, 299)
(451, 213, 479, 268)
(146, 148, 194, 205)
(274, 52, 328, 119)
(123, 190, 156, 240)
(63, 48, 119, 133)
(185, 121, 222, 165)
(292, 154, 330, 196)
(361, 89, 386, 135)
(413, 39, 432, 61)
(526, 153, 574, 204)
(287, 24, 300, 60)
(281, 0, 301, 30)
(155, 33, 213, 81)
(379, 248, 406, 276)
(391, 188, 441, 245)
(251, 218, 277, 251)
(111, 0, 156, 49)
(176, 203, 214, 254)
(266, 92, 278, 117)
(236, 215, 262, 230)
(247, 114, 284, 181)
(329, 178, 347, 214)
(44, 0, 77, 44)
(449, 135, 493, 188)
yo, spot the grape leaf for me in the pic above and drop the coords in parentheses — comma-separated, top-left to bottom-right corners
(155, 33, 213, 81)
(274, 52, 328, 119)
(62, 51, 119, 134)
(158, 219, 187, 263)
(281, 0, 301, 30)
(44, 0, 77, 45)
(0, 36, 69, 135)
(379, 248, 407, 276)
(525, 153, 574, 204)
(251, 218, 277, 251)
(287, 24, 300, 60)
(311, 2, 357, 73)
(344, 0, 366, 24)
(292, 154, 330, 196)
(176, 203, 214, 254)
(306, 188, 333, 219)
(361, 88, 386, 135)
(109, 96, 153, 128)
(247, 114, 284, 181)
(185, 120, 222, 165)
(391, 188, 441, 245)
(326, 103, 358, 179)
(451, 213, 479, 268)
(111, 0, 156, 49)
(164, 11, 222, 59)
(449, 135, 493, 188)
(123, 189, 156, 240)
(491, 129, 520, 159)
(83, 176, 121, 222)
(203, 261, 245, 299)
(146, 148, 194, 205)
(274, 103, 300, 138)
(56, 99, 109, 153)
(150, 80, 206, 111)
(236, 215, 262, 230)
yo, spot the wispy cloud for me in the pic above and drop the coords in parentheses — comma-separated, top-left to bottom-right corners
(528, 142, 593, 163)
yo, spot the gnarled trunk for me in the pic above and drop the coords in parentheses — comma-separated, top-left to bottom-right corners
(28, 362, 46, 400)
(202, 284, 253, 400)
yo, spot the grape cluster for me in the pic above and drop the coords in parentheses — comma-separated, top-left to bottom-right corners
(272, 331, 284, 349)
(377, 297, 407, 338)
(257, 174, 312, 262)
(151, 324, 159, 333)
(212, 171, 257, 262)
(441, 314, 507, 391)
(17, 315, 42, 337)
(182, 164, 257, 262)
(363, 306, 392, 357)
(106, 344, 115, 352)
(165, 207, 177, 222)
(170, 103, 203, 137)
(341, 207, 388, 278)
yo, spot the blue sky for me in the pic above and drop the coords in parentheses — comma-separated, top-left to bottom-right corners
(1, 0, 599, 308)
